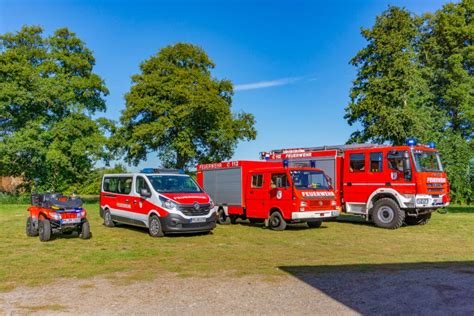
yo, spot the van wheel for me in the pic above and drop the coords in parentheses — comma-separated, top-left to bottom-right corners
(39, 219, 52, 242)
(405, 213, 431, 226)
(269, 212, 286, 231)
(307, 221, 322, 228)
(217, 208, 231, 225)
(372, 198, 405, 229)
(26, 217, 38, 237)
(149, 215, 164, 237)
(103, 209, 115, 227)
(80, 219, 91, 239)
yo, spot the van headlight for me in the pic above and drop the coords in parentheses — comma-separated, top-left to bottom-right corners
(159, 196, 178, 210)
(209, 199, 215, 209)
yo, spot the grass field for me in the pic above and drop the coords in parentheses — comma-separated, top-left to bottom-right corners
(0, 204, 473, 292)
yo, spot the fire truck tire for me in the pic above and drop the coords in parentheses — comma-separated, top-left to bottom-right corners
(39, 219, 52, 242)
(103, 209, 115, 227)
(269, 211, 286, 231)
(372, 198, 405, 229)
(307, 221, 322, 228)
(217, 208, 231, 225)
(80, 219, 91, 239)
(230, 215, 238, 224)
(26, 217, 38, 237)
(148, 215, 164, 237)
(405, 213, 431, 226)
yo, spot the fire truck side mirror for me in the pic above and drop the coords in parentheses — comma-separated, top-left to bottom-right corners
(403, 151, 412, 181)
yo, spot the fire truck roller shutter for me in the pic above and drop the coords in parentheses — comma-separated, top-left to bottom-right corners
(289, 157, 336, 187)
(203, 168, 242, 206)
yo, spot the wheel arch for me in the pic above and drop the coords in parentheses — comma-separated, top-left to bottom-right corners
(367, 188, 404, 213)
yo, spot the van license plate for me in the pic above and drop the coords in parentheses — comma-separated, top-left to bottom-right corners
(61, 218, 81, 224)
(191, 217, 206, 223)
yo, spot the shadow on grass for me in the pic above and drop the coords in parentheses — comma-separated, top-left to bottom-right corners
(110, 223, 213, 238)
(280, 261, 474, 315)
(233, 220, 329, 231)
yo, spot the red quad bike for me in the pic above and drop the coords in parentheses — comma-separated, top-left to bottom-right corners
(26, 193, 91, 242)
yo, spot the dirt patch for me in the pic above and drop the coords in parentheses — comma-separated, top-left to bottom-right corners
(1, 267, 474, 315)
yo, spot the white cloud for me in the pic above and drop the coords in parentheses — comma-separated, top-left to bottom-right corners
(234, 76, 306, 91)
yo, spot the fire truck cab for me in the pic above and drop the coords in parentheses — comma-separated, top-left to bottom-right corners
(197, 161, 340, 231)
(261, 141, 450, 229)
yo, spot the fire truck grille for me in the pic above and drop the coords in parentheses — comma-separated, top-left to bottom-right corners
(179, 204, 211, 216)
(427, 183, 444, 193)
(308, 200, 333, 208)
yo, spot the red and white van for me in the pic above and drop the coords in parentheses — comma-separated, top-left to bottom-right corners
(197, 161, 340, 230)
(100, 169, 216, 236)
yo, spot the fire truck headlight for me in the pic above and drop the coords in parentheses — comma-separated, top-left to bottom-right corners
(331, 200, 337, 206)
(159, 196, 178, 210)
(300, 201, 308, 207)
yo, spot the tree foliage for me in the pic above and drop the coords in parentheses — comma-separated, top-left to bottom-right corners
(0, 26, 111, 191)
(346, 2, 473, 203)
(116, 43, 256, 169)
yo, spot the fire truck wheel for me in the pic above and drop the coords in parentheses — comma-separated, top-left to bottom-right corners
(103, 209, 115, 227)
(39, 219, 52, 242)
(372, 198, 405, 229)
(230, 215, 238, 224)
(26, 217, 38, 237)
(269, 211, 286, 231)
(217, 208, 231, 225)
(307, 221, 322, 228)
(405, 213, 432, 226)
(148, 215, 164, 237)
(80, 219, 91, 239)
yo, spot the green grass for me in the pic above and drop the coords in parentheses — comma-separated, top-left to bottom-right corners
(0, 203, 473, 291)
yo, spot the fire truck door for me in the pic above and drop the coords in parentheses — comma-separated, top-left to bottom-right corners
(343, 152, 368, 204)
(268, 173, 292, 220)
(246, 172, 267, 218)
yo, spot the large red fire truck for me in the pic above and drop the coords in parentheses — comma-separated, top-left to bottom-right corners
(260, 141, 450, 229)
(197, 161, 339, 230)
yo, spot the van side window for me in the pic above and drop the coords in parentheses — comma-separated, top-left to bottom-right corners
(251, 174, 263, 188)
(370, 152, 383, 172)
(271, 173, 289, 188)
(349, 153, 365, 172)
(117, 177, 133, 194)
(136, 176, 151, 194)
(103, 177, 118, 193)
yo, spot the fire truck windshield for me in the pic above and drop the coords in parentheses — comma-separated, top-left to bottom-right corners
(412, 150, 443, 172)
(290, 170, 330, 190)
(146, 175, 202, 193)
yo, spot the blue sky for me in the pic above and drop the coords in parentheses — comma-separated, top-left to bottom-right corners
(0, 0, 448, 170)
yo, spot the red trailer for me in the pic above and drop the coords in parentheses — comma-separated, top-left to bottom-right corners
(197, 161, 339, 230)
(260, 142, 450, 229)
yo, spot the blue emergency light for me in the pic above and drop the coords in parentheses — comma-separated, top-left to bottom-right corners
(140, 168, 185, 174)
(310, 161, 316, 168)
(283, 159, 289, 168)
(427, 141, 436, 149)
(406, 138, 417, 146)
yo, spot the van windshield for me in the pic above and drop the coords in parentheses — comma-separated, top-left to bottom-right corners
(290, 170, 330, 190)
(412, 150, 443, 172)
(146, 175, 202, 193)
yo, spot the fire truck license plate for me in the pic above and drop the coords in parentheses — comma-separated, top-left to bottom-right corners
(190, 217, 206, 223)
(61, 218, 81, 224)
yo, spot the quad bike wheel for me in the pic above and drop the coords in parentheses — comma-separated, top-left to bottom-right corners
(80, 219, 91, 239)
(26, 217, 38, 237)
(39, 219, 52, 242)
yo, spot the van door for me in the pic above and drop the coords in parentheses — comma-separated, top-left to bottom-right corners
(268, 172, 293, 220)
(245, 172, 267, 219)
(132, 176, 153, 225)
(114, 176, 134, 219)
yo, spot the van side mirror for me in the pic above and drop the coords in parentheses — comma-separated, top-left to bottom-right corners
(140, 188, 152, 198)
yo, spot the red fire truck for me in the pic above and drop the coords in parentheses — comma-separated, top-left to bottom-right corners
(260, 141, 450, 229)
(196, 161, 339, 230)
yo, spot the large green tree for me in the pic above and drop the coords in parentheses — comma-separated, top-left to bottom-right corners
(345, 6, 440, 145)
(346, 2, 473, 203)
(116, 43, 256, 169)
(0, 26, 111, 191)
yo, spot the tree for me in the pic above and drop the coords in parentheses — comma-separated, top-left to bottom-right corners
(345, 6, 441, 145)
(116, 43, 256, 169)
(0, 26, 111, 191)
